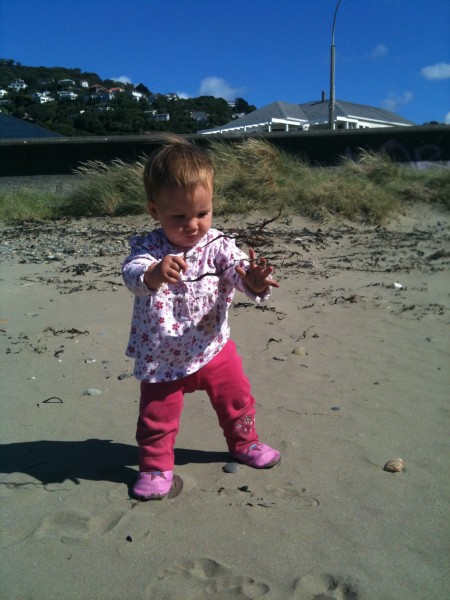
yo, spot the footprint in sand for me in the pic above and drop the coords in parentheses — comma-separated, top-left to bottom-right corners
(32, 509, 127, 544)
(145, 557, 270, 599)
(291, 572, 358, 599)
(269, 483, 320, 508)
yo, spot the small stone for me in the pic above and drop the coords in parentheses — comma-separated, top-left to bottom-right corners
(331, 406, 340, 411)
(223, 462, 240, 474)
(383, 458, 405, 472)
(84, 358, 96, 364)
(292, 346, 306, 356)
(83, 388, 101, 396)
(118, 373, 133, 380)
(273, 356, 287, 361)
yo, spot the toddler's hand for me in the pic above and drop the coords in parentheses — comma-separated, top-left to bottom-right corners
(144, 254, 187, 289)
(235, 248, 280, 294)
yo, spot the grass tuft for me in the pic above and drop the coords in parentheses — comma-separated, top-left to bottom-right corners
(63, 158, 147, 217)
(0, 188, 62, 222)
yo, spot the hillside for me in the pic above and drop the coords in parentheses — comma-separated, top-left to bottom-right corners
(0, 59, 256, 136)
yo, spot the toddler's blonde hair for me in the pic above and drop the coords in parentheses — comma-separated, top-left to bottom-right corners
(143, 134, 214, 203)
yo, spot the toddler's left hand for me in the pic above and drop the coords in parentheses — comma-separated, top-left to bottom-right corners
(235, 248, 280, 294)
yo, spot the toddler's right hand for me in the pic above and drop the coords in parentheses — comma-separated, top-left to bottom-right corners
(144, 254, 188, 289)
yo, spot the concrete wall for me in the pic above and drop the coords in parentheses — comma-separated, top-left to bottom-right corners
(1, 125, 448, 177)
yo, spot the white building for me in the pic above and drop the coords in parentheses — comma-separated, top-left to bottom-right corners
(153, 113, 170, 122)
(57, 91, 78, 101)
(32, 92, 55, 104)
(8, 79, 27, 91)
(199, 98, 415, 135)
(129, 90, 146, 101)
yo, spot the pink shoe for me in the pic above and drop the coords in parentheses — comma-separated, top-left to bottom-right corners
(232, 443, 281, 469)
(133, 470, 173, 500)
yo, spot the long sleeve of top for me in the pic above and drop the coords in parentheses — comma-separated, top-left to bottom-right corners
(122, 227, 270, 382)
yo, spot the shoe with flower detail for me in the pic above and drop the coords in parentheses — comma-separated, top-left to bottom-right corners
(232, 443, 281, 469)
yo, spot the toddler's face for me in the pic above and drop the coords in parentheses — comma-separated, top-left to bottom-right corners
(148, 184, 213, 249)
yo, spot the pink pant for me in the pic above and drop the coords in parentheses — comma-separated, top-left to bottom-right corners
(136, 340, 259, 472)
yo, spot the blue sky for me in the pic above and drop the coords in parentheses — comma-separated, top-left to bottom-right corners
(1, 0, 449, 124)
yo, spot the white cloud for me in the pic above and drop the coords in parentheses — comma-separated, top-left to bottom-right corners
(197, 77, 245, 100)
(420, 63, 450, 80)
(445, 112, 450, 125)
(381, 91, 413, 112)
(371, 44, 388, 59)
(176, 91, 190, 99)
(111, 75, 132, 84)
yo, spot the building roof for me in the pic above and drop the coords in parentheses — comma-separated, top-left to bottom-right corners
(301, 99, 415, 126)
(0, 113, 63, 139)
(199, 99, 415, 134)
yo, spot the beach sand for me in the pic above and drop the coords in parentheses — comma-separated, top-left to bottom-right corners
(1, 204, 449, 600)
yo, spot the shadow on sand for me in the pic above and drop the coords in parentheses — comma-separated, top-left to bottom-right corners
(0, 439, 230, 487)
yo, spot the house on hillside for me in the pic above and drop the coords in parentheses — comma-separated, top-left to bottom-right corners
(89, 84, 106, 93)
(8, 79, 27, 91)
(58, 78, 76, 87)
(129, 90, 147, 101)
(190, 111, 208, 122)
(57, 91, 78, 101)
(152, 112, 170, 122)
(32, 92, 55, 104)
(91, 90, 115, 103)
(199, 97, 415, 135)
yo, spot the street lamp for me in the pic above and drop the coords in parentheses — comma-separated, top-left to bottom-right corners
(329, 0, 342, 130)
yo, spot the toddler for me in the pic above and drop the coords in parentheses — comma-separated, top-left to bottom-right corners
(122, 135, 281, 500)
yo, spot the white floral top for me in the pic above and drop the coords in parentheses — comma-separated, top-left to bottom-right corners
(122, 227, 269, 382)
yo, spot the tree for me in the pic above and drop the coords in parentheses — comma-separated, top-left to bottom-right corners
(234, 97, 256, 114)
(136, 83, 151, 95)
(73, 112, 107, 135)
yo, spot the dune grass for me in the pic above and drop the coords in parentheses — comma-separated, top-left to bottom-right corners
(63, 159, 147, 217)
(0, 187, 63, 222)
(1, 140, 449, 224)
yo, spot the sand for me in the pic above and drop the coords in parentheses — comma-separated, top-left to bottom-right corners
(1, 204, 449, 600)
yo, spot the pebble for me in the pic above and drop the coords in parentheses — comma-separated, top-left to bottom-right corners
(83, 388, 101, 396)
(384, 458, 405, 473)
(118, 373, 133, 380)
(223, 462, 240, 474)
(292, 346, 306, 356)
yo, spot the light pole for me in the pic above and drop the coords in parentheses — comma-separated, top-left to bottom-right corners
(329, 0, 342, 130)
